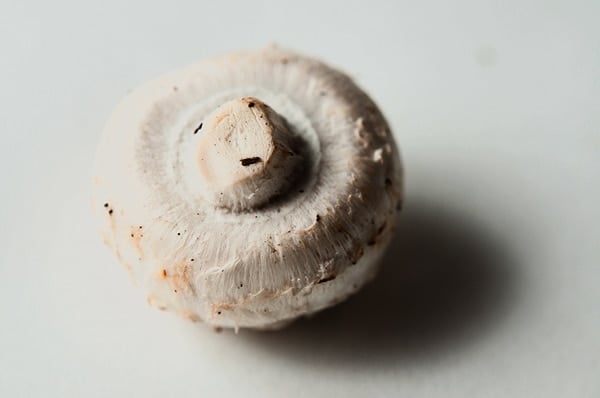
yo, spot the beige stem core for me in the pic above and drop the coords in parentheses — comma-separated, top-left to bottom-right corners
(196, 97, 303, 211)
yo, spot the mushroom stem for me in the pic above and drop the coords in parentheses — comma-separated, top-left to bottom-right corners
(196, 97, 303, 211)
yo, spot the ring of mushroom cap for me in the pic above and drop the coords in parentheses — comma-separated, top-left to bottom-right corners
(93, 47, 403, 330)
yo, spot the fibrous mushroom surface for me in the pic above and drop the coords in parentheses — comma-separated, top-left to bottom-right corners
(93, 46, 403, 330)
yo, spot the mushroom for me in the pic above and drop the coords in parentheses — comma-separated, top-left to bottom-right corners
(93, 46, 403, 330)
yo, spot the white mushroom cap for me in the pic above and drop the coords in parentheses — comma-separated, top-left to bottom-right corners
(93, 46, 403, 330)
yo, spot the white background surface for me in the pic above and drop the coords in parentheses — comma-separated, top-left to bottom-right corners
(1, 1, 599, 397)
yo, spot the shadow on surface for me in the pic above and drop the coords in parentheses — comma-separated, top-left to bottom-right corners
(242, 199, 519, 367)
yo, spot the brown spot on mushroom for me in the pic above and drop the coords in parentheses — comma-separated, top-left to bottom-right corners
(377, 222, 387, 235)
(212, 303, 234, 316)
(129, 227, 144, 258)
(316, 214, 321, 222)
(108, 209, 113, 215)
(367, 221, 388, 246)
(240, 157, 262, 166)
(166, 263, 196, 295)
(114, 247, 123, 262)
(385, 177, 392, 186)
(103, 203, 109, 208)
(183, 311, 202, 322)
(247, 101, 255, 108)
(318, 275, 337, 284)
(350, 246, 365, 265)
(161, 269, 167, 278)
